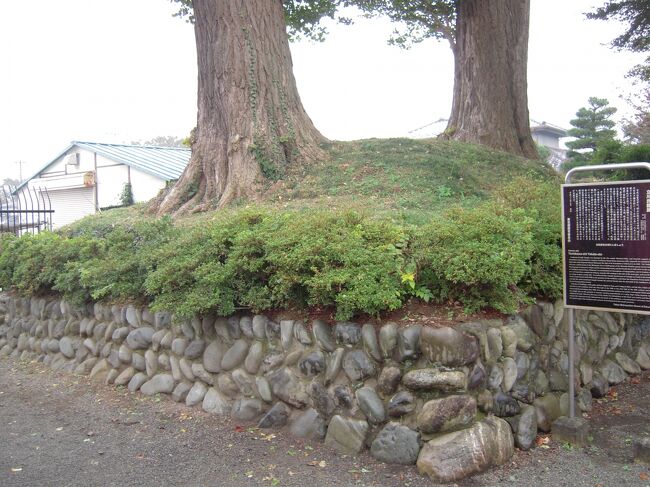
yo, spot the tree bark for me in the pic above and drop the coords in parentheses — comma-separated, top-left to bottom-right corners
(153, 0, 325, 215)
(442, 0, 538, 160)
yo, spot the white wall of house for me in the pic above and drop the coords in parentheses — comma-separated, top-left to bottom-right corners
(130, 168, 166, 203)
(532, 131, 562, 150)
(96, 160, 128, 208)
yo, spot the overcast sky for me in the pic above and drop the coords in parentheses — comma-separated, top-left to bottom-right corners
(0, 0, 646, 182)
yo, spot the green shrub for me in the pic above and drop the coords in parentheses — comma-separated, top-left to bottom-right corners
(412, 203, 535, 313)
(0, 232, 100, 303)
(0, 233, 18, 290)
(0, 183, 565, 318)
(144, 210, 268, 318)
(79, 216, 177, 302)
(145, 210, 408, 320)
(494, 177, 563, 300)
(262, 211, 407, 320)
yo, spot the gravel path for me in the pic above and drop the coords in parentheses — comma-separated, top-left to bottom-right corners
(0, 357, 648, 487)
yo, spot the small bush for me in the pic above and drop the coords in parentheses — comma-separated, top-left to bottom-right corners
(493, 177, 563, 300)
(412, 203, 535, 313)
(262, 211, 407, 320)
(0, 232, 100, 303)
(80, 216, 177, 302)
(144, 210, 269, 318)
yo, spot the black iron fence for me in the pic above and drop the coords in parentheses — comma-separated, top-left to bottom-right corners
(0, 186, 54, 235)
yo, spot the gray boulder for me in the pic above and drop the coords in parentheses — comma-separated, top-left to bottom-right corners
(615, 352, 641, 375)
(599, 359, 627, 385)
(387, 390, 416, 417)
(636, 344, 650, 370)
(289, 408, 326, 440)
(114, 367, 136, 386)
(313, 320, 335, 352)
(221, 339, 249, 371)
(417, 395, 476, 434)
(171, 337, 189, 356)
(59, 337, 75, 359)
(266, 367, 309, 408)
(371, 422, 421, 465)
(172, 382, 193, 403)
(186, 381, 208, 407)
(417, 417, 514, 483)
(126, 327, 155, 350)
(309, 382, 336, 419)
(232, 398, 265, 421)
(342, 350, 375, 382)
(379, 323, 398, 358)
(184, 339, 206, 360)
(258, 402, 290, 428)
(293, 321, 312, 345)
(324, 415, 369, 455)
(202, 387, 231, 415)
(356, 387, 386, 424)
(140, 374, 175, 396)
(324, 348, 344, 385)
(203, 341, 224, 373)
(334, 322, 361, 345)
(402, 368, 466, 392)
(244, 341, 264, 374)
(127, 372, 149, 393)
(280, 320, 294, 350)
(361, 324, 382, 361)
(505, 405, 537, 450)
(377, 366, 401, 397)
(395, 325, 421, 361)
(299, 351, 326, 377)
(419, 326, 479, 366)
(534, 393, 561, 432)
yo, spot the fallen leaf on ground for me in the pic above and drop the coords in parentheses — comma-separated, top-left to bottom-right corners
(11, 468, 22, 473)
(630, 377, 641, 385)
(640, 472, 649, 481)
(307, 460, 327, 468)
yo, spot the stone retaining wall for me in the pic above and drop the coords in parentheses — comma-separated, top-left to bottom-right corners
(1, 294, 649, 482)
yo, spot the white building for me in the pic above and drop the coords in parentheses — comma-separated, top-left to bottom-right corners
(15, 141, 190, 229)
(530, 122, 568, 170)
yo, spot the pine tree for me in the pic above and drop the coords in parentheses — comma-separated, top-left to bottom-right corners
(566, 97, 618, 158)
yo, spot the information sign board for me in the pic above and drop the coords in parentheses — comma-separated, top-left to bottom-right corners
(562, 180, 650, 314)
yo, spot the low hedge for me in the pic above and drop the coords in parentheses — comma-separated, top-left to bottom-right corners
(0, 179, 561, 319)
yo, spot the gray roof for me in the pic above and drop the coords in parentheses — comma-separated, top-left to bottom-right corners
(15, 141, 190, 193)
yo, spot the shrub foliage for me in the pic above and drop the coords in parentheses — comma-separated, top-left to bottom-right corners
(0, 179, 562, 319)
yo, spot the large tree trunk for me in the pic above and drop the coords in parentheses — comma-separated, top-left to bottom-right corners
(443, 0, 538, 159)
(153, 0, 325, 215)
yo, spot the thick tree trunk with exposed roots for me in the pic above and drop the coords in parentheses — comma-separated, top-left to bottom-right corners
(153, 0, 325, 215)
(442, 0, 538, 160)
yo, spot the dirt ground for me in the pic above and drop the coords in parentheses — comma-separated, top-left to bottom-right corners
(0, 357, 649, 487)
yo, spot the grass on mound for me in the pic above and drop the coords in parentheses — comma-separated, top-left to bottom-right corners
(264, 138, 558, 225)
